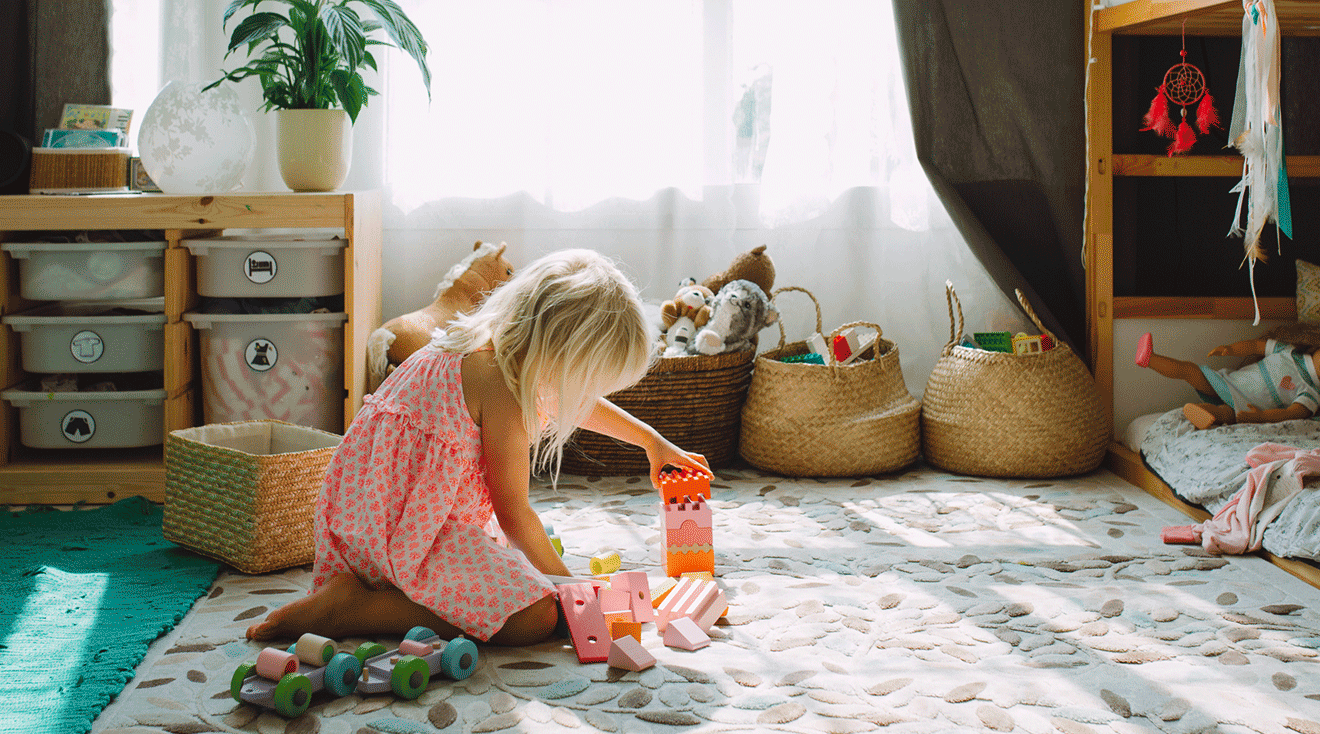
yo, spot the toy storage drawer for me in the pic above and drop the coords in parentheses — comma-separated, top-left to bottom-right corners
(183, 235, 346, 297)
(183, 311, 347, 434)
(1, 240, 167, 300)
(2, 300, 166, 373)
(1, 386, 166, 449)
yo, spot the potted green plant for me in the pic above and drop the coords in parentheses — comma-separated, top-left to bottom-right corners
(205, 0, 431, 191)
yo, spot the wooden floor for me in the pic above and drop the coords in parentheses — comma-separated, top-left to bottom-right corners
(1106, 442, 1320, 590)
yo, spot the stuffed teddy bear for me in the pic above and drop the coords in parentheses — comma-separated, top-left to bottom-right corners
(694, 279, 779, 355)
(659, 278, 713, 357)
(365, 241, 515, 392)
(703, 245, 775, 297)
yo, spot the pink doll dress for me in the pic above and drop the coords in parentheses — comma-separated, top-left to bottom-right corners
(311, 343, 556, 641)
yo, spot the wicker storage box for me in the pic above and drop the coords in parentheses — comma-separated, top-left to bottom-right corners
(739, 287, 921, 477)
(560, 349, 755, 476)
(163, 420, 341, 573)
(921, 283, 1109, 478)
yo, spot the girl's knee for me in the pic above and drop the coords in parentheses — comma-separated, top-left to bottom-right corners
(490, 593, 560, 646)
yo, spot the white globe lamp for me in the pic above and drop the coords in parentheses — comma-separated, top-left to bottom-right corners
(137, 81, 254, 194)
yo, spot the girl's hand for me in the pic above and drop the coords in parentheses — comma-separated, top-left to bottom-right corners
(646, 440, 711, 489)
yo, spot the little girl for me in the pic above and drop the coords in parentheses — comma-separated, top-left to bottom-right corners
(247, 249, 711, 646)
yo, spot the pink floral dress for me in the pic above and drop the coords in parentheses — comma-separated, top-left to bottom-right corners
(311, 344, 556, 641)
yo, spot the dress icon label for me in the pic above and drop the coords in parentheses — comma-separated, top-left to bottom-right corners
(245, 251, 277, 284)
(245, 338, 277, 372)
(70, 330, 103, 363)
(62, 409, 95, 443)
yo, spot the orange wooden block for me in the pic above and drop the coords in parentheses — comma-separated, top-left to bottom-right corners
(659, 466, 711, 504)
(610, 620, 642, 642)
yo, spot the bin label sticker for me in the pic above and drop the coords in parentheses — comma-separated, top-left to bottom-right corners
(70, 330, 104, 363)
(62, 410, 95, 443)
(245, 250, 277, 284)
(246, 338, 277, 371)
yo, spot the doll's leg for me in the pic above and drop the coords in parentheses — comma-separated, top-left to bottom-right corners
(1137, 334, 1218, 396)
(1183, 403, 1236, 429)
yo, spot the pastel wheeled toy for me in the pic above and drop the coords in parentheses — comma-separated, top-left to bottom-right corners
(231, 633, 367, 717)
(355, 626, 479, 699)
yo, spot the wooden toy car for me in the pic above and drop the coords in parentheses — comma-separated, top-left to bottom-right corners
(230, 633, 367, 717)
(354, 626, 479, 699)
(230, 627, 478, 717)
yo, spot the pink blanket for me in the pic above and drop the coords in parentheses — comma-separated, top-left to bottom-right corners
(1161, 442, 1320, 555)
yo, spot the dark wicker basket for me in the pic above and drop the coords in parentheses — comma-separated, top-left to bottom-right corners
(559, 349, 756, 476)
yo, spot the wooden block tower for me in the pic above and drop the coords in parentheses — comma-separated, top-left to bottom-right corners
(659, 468, 714, 577)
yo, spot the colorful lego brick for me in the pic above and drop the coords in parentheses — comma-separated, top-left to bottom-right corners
(659, 466, 711, 504)
(607, 635, 656, 672)
(589, 552, 621, 576)
(780, 352, 825, 364)
(1011, 332, 1055, 355)
(663, 616, 711, 651)
(598, 588, 633, 624)
(610, 620, 642, 642)
(655, 577, 726, 633)
(973, 331, 1013, 353)
(610, 570, 654, 623)
(663, 498, 714, 577)
(558, 583, 611, 663)
(807, 332, 830, 361)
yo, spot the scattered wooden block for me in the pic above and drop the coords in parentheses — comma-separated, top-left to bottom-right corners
(607, 634, 656, 671)
(610, 570, 654, 623)
(655, 577, 727, 633)
(559, 582, 611, 663)
(610, 620, 642, 642)
(663, 616, 711, 651)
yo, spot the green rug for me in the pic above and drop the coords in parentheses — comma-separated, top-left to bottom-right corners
(0, 496, 220, 734)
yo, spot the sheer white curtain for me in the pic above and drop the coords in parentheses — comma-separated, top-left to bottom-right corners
(110, 0, 1029, 396)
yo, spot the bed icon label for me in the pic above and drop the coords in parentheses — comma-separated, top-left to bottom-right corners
(245, 251, 277, 284)
(245, 338, 277, 372)
(62, 410, 95, 443)
(70, 330, 104, 363)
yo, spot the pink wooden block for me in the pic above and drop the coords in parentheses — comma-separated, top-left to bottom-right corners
(599, 588, 633, 623)
(610, 570, 654, 623)
(559, 583, 611, 663)
(663, 616, 711, 651)
(607, 634, 656, 671)
(655, 577, 727, 633)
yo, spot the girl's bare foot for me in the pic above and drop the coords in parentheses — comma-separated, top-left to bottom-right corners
(246, 572, 369, 641)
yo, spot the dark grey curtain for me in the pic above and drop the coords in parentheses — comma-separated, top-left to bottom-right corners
(892, 0, 1087, 352)
(0, 0, 110, 194)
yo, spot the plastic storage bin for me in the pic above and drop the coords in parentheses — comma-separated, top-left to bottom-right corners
(1, 240, 166, 300)
(183, 311, 348, 434)
(183, 234, 346, 297)
(2, 299, 166, 373)
(1, 382, 166, 449)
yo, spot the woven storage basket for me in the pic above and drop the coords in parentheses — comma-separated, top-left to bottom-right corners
(560, 348, 755, 476)
(163, 420, 341, 574)
(739, 287, 921, 477)
(921, 282, 1109, 478)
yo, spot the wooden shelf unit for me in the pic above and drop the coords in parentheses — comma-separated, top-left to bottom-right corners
(1085, 0, 1320, 429)
(0, 191, 381, 504)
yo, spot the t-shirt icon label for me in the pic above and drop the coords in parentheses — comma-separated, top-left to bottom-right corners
(70, 330, 104, 363)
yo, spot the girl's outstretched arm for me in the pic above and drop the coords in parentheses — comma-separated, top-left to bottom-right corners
(580, 398, 712, 488)
(468, 352, 571, 578)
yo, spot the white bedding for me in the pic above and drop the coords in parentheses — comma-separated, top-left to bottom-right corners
(1138, 409, 1320, 560)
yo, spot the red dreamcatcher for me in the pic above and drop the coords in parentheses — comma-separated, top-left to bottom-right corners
(1140, 20, 1220, 156)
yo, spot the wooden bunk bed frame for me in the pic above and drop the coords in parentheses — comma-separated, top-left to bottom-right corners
(1085, 0, 1320, 589)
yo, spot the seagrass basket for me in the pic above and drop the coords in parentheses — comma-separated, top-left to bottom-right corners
(739, 287, 921, 477)
(163, 420, 341, 573)
(921, 282, 1109, 478)
(559, 348, 755, 476)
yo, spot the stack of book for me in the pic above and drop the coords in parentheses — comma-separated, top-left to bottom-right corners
(30, 104, 137, 194)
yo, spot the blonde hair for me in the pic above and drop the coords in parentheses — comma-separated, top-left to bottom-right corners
(435, 249, 655, 475)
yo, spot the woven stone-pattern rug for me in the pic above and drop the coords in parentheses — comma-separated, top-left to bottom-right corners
(93, 465, 1320, 734)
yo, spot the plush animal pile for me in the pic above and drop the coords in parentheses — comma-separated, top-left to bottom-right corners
(658, 245, 779, 357)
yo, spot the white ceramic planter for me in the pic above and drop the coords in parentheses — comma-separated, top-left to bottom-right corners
(275, 109, 352, 192)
